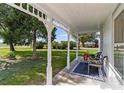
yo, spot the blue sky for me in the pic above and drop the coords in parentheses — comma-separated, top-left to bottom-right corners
(55, 27, 75, 42)
(55, 27, 68, 42)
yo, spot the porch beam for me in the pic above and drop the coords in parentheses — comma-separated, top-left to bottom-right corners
(67, 32, 70, 69)
(7, 3, 45, 23)
(6, 3, 69, 34)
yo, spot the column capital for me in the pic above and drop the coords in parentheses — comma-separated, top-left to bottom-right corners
(44, 21, 55, 33)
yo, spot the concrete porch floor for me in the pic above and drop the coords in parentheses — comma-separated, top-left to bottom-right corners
(53, 68, 103, 85)
(53, 57, 124, 90)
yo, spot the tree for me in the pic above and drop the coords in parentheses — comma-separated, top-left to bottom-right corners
(80, 33, 96, 47)
(26, 17, 47, 58)
(70, 41, 76, 49)
(61, 41, 67, 49)
(36, 41, 44, 49)
(39, 27, 57, 43)
(0, 4, 32, 51)
(26, 17, 57, 58)
(0, 4, 57, 56)
(52, 41, 76, 49)
(52, 41, 60, 49)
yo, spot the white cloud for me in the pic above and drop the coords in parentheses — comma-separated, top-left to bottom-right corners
(56, 34, 67, 37)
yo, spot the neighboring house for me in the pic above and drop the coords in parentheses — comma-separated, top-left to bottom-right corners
(84, 41, 95, 48)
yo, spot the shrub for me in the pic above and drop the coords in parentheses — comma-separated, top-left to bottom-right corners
(58, 44, 62, 49)
(70, 41, 76, 49)
(61, 41, 67, 49)
(36, 42, 44, 49)
(52, 41, 59, 49)
(7, 51, 16, 59)
(52, 41, 76, 49)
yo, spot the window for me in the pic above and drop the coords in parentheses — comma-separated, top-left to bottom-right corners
(114, 10, 124, 79)
(114, 11, 124, 43)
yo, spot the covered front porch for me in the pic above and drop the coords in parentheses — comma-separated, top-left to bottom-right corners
(6, 3, 124, 87)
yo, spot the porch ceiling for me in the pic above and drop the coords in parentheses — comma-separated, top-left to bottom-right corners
(35, 3, 117, 34)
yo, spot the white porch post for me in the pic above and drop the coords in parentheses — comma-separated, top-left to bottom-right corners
(47, 30, 52, 85)
(45, 22, 54, 85)
(67, 32, 70, 69)
(98, 36, 101, 52)
(98, 30, 103, 52)
(100, 29, 103, 52)
(76, 34, 79, 61)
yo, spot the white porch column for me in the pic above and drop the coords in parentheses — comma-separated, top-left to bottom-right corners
(67, 32, 70, 69)
(98, 36, 101, 52)
(76, 34, 79, 61)
(47, 30, 52, 85)
(45, 22, 54, 85)
(100, 29, 103, 52)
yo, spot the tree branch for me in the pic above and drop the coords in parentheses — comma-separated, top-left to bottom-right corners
(0, 23, 8, 32)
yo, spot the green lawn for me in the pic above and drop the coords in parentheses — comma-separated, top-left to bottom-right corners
(0, 43, 9, 48)
(0, 47, 98, 85)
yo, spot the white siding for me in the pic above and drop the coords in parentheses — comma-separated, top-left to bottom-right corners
(103, 15, 114, 75)
(103, 15, 113, 66)
(103, 4, 124, 84)
(103, 4, 124, 69)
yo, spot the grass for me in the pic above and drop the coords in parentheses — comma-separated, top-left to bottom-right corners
(0, 47, 98, 85)
(0, 43, 9, 48)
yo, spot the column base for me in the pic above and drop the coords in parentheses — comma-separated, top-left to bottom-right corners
(46, 66, 52, 85)
(67, 56, 70, 69)
(76, 57, 78, 61)
(66, 65, 70, 70)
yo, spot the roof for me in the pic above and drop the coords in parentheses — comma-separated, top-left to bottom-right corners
(35, 3, 117, 34)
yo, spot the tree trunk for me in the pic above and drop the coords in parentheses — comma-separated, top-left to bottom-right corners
(82, 42, 84, 47)
(0, 24, 15, 51)
(32, 30, 37, 59)
(9, 40, 15, 51)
